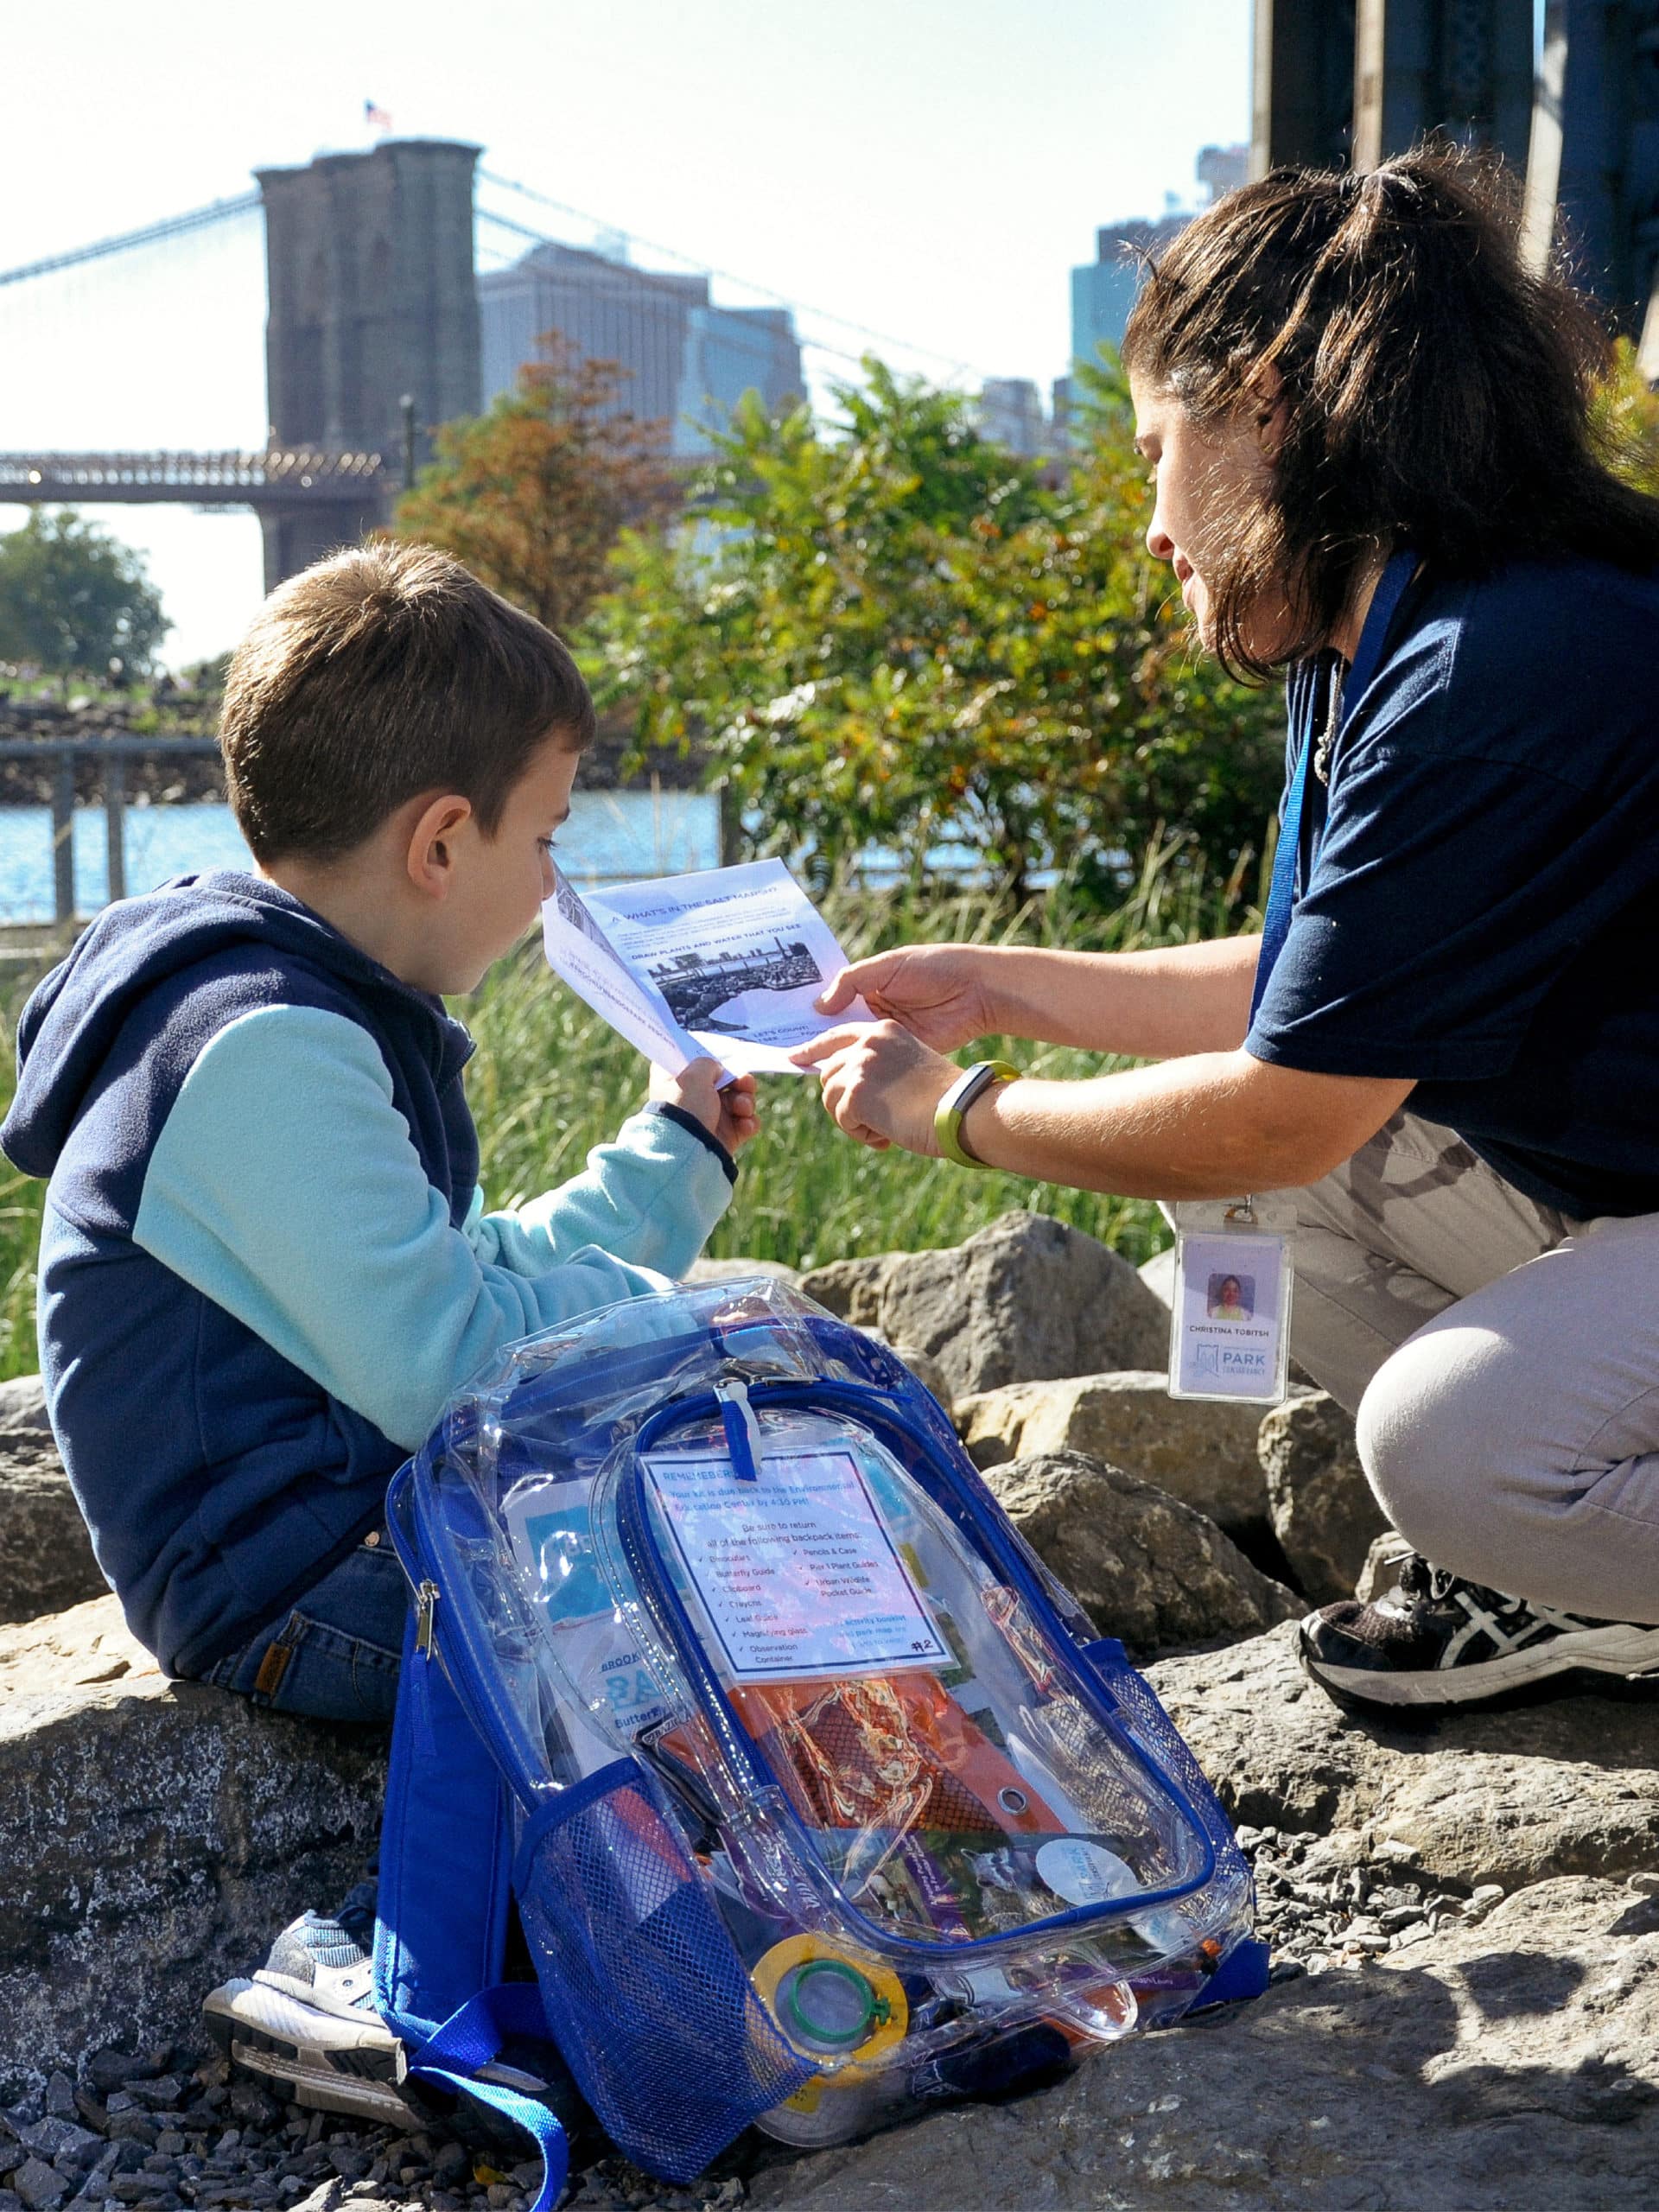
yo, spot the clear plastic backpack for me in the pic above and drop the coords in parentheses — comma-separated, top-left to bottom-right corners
(379, 1279, 1263, 2191)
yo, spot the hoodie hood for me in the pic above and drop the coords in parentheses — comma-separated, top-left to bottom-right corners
(3, 870, 470, 1180)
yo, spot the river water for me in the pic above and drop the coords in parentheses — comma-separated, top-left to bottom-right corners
(0, 790, 722, 925)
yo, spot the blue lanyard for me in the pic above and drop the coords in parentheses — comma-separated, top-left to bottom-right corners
(1249, 548, 1419, 1023)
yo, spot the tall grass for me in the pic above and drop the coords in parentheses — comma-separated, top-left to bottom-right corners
(0, 851, 1238, 1381)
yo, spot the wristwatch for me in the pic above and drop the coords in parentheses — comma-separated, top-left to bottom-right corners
(934, 1058, 1021, 1170)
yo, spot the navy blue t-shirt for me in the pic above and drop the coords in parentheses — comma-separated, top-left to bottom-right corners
(1244, 556, 1659, 1220)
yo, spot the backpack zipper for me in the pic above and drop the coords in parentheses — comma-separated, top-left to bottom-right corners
(414, 1578, 441, 1658)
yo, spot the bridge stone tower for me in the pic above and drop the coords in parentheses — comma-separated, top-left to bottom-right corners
(256, 138, 481, 588)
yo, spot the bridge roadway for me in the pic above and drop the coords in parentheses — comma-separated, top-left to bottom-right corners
(0, 448, 386, 511)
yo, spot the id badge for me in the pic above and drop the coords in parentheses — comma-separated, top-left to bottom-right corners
(1167, 1196, 1294, 1405)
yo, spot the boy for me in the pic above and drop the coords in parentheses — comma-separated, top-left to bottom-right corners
(0, 539, 757, 2111)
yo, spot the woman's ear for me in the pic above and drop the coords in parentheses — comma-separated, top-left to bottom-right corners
(405, 792, 474, 901)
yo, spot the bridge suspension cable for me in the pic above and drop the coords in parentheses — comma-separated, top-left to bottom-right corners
(478, 166, 994, 385)
(0, 192, 261, 291)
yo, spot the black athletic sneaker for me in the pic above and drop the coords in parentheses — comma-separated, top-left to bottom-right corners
(1299, 1552, 1659, 1709)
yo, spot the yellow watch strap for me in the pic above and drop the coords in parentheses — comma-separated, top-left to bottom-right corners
(934, 1058, 1020, 1170)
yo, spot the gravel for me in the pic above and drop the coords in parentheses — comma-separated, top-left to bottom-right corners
(0, 1840, 1549, 2209)
(0, 2050, 766, 2212)
(1235, 1822, 1503, 1974)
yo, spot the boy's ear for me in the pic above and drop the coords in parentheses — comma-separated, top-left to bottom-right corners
(405, 792, 474, 901)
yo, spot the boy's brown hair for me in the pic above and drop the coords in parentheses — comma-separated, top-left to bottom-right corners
(221, 539, 595, 861)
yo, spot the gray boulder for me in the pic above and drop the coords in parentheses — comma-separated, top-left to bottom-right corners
(797, 1252, 900, 1328)
(0, 1376, 50, 1434)
(1257, 1389, 1388, 1603)
(805, 1213, 1168, 1402)
(0, 1597, 386, 2101)
(752, 1876, 1659, 2209)
(957, 1371, 1267, 1535)
(0, 1411, 105, 1628)
(1136, 1244, 1176, 1306)
(1148, 1620, 1659, 1892)
(981, 1449, 1298, 1657)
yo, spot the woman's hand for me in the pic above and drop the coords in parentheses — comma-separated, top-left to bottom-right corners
(790, 1022, 959, 1154)
(650, 1060, 761, 1154)
(815, 944, 1001, 1054)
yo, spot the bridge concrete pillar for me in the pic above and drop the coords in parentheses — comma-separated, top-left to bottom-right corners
(256, 138, 481, 588)
(1522, 1, 1659, 340)
(1252, 0, 1357, 175)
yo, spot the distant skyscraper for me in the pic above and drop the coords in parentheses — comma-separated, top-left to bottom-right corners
(977, 378, 1048, 456)
(477, 241, 803, 456)
(1070, 215, 1187, 379)
(1070, 143, 1249, 378)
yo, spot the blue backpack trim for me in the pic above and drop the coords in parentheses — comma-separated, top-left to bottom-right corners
(373, 1300, 1269, 2187)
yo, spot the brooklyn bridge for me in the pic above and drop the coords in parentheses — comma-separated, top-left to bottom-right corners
(2, 0, 1656, 599)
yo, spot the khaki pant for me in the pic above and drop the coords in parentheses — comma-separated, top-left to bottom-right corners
(1281, 1112, 1659, 1623)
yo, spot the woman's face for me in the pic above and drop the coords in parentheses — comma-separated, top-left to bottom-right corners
(1129, 370, 1284, 656)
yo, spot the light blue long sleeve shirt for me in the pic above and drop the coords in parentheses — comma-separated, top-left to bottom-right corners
(133, 1003, 734, 1450)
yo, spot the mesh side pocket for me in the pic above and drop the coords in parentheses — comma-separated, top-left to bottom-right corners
(516, 1764, 815, 2183)
(1097, 1662, 1253, 1908)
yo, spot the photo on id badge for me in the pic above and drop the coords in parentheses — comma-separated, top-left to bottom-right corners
(1173, 1231, 1286, 1402)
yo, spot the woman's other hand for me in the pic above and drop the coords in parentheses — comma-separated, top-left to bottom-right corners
(790, 1021, 958, 1154)
(814, 944, 1001, 1053)
(649, 1060, 761, 1154)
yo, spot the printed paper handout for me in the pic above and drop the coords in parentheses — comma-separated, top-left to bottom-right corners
(644, 1442, 950, 1682)
(542, 858, 871, 1076)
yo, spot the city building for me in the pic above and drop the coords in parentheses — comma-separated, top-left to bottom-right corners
(976, 377, 1049, 455)
(1069, 143, 1249, 376)
(477, 240, 803, 456)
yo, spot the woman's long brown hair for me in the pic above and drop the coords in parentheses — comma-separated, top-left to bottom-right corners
(1122, 144, 1659, 679)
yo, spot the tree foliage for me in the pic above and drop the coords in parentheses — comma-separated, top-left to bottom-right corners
(0, 510, 169, 677)
(1595, 336, 1659, 498)
(394, 338, 679, 638)
(585, 359, 1285, 899)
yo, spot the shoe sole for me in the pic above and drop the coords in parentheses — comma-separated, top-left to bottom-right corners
(201, 1979, 415, 2126)
(1299, 1620, 1659, 1709)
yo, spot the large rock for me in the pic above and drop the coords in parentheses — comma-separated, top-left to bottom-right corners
(0, 1392, 105, 1627)
(797, 1253, 900, 1328)
(806, 1213, 1168, 1402)
(752, 1876, 1659, 2209)
(957, 1371, 1266, 1535)
(980, 1450, 1298, 1658)
(1137, 1244, 1176, 1306)
(0, 1597, 387, 2101)
(1148, 1621, 1659, 1892)
(0, 1375, 51, 1434)
(1257, 1390, 1388, 1603)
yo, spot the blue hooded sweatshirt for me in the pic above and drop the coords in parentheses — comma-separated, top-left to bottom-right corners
(1, 872, 734, 1678)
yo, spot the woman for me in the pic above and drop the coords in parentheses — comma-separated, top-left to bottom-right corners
(794, 148, 1659, 1711)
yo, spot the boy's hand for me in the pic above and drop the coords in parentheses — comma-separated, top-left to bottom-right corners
(650, 1059, 761, 1155)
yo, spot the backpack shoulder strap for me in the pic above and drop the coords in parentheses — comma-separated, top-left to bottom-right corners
(372, 1613, 515, 2044)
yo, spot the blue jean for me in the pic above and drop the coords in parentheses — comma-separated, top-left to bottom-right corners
(200, 1529, 409, 1724)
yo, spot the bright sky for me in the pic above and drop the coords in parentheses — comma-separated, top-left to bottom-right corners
(0, 0, 1251, 668)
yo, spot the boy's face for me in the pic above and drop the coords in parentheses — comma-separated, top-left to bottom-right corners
(442, 734, 580, 992)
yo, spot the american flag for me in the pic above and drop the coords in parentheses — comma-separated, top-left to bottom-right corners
(365, 99, 392, 131)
